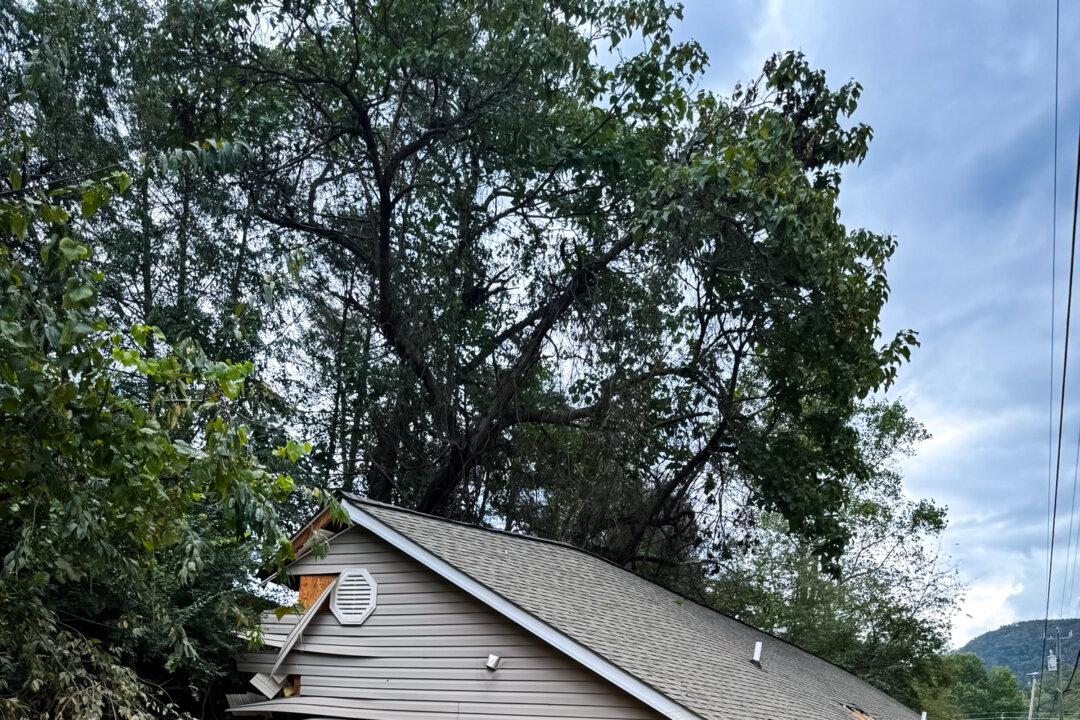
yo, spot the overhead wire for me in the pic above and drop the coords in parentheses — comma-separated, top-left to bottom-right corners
(1036, 115, 1080, 716)
(1064, 642, 1080, 694)
(1048, 0, 1062, 628)
(1040, 107, 1080, 720)
(1041, 0, 1065, 705)
(1052, 0, 1080, 626)
(1058, 431, 1080, 615)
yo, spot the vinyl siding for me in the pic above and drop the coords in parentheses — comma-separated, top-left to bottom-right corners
(235, 527, 665, 720)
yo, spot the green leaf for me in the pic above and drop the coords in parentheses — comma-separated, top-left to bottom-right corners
(63, 283, 94, 306)
(131, 323, 150, 348)
(81, 188, 102, 218)
(39, 204, 69, 225)
(8, 212, 26, 240)
(59, 237, 89, 262)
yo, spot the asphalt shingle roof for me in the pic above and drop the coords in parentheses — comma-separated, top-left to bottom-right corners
(344, 494, 921, 720)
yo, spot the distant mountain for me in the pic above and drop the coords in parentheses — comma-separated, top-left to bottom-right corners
(959, 618, 1080, 681)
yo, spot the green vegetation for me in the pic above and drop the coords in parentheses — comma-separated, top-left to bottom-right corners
(0, 0, 961, 716)
(0, 138, 334, 716)
(708, 402, 959, 706)
(960, 618, 1080, 683)
(958, 619, 1080, 719)
(915, 654, 1028, 720)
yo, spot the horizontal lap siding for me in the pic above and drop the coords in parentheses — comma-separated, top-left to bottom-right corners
(248, 527, 664, 720)
(231, 696, 661, 720)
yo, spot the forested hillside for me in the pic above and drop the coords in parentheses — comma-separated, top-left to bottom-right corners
(960, 618, 1080, 682)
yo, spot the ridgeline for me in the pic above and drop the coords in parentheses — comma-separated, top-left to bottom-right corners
(960, 618, 1080, 682)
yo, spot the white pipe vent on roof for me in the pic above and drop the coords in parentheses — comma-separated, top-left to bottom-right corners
(331, 568, 378, 624)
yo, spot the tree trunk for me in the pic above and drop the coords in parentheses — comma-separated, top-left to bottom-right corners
(175, 174, 191, 310)
(138, 169, 156, 402)
(366, 399, 403, 502)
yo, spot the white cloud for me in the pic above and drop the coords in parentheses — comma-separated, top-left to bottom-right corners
(954, 576, 1024, 646)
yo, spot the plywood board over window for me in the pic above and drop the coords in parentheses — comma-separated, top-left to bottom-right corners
(299, 574, 337, 609)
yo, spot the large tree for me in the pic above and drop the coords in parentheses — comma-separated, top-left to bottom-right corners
(704, 402, 960, 705)
(0, 0, 295, 454)
(0, 0, 955, 711)
(176, 0, 917, 568)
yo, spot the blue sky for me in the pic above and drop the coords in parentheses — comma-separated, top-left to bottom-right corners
(676, 0, 1078, 645)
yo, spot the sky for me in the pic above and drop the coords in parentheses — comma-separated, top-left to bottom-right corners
(673, 0, 1079, 646)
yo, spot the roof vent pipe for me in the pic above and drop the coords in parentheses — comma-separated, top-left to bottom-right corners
(751, 641, 763, 667)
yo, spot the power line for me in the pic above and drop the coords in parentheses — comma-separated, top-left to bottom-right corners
(1041, 117, 1080, 715)
(1050, 0, 1080, 626)
(1044, 14, 1078, 710)
(1048, 0, 1063, 627)
(1043, 0, 1065, 701)
(1057, 428, 1080, 615)
(1041, 118, 1080, 708)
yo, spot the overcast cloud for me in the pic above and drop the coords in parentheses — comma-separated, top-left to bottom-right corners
(677, 0, 1080, 645)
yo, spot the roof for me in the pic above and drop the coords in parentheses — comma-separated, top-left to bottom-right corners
(340, 493, 921, 720)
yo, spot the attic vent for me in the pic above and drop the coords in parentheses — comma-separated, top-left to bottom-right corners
(330, 568, 378, 625)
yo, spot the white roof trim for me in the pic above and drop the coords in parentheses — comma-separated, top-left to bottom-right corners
(342, 500, 701, 720)
(269, 578, 337, 680)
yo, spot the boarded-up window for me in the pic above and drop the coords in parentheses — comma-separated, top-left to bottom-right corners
(298, 574, 337, 609)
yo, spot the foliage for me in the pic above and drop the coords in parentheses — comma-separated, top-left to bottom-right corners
(959, 618, 1080, 685)
(0, 0, 957, 710)
(0, 0, 301, 492)
(174, 0, 920, 573)
(700, 402, 959, 705)
(957, 619, 1080, 719)
(0, 137, 313, 717)
(911, 654, 1028, 720)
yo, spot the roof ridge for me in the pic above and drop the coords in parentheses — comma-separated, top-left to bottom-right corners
(340, 492, 600, 555)
(337, 492, 910, 709)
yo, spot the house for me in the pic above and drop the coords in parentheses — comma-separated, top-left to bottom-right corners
(229, 493, 923, 720)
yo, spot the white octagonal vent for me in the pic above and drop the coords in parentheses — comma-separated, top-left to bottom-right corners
(330, 568, 378, 625)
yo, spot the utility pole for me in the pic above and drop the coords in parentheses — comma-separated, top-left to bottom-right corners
(1059, 628, 1066, 720)
(1030, 676, 1039, 720)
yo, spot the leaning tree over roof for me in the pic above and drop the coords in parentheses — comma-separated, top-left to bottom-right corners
(191, 0, 914, 566)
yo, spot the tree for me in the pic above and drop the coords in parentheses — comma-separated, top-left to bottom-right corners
(176, 0, 916, 569)
(0, 0, 948, 707)
(699, 401, 960, 705)
(0, 0, 299, 476)
(0, 134, 319, 717)
(916, 654, 1028, 720)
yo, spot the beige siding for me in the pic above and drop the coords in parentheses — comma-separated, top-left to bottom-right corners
(239, 527, 664, 720)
